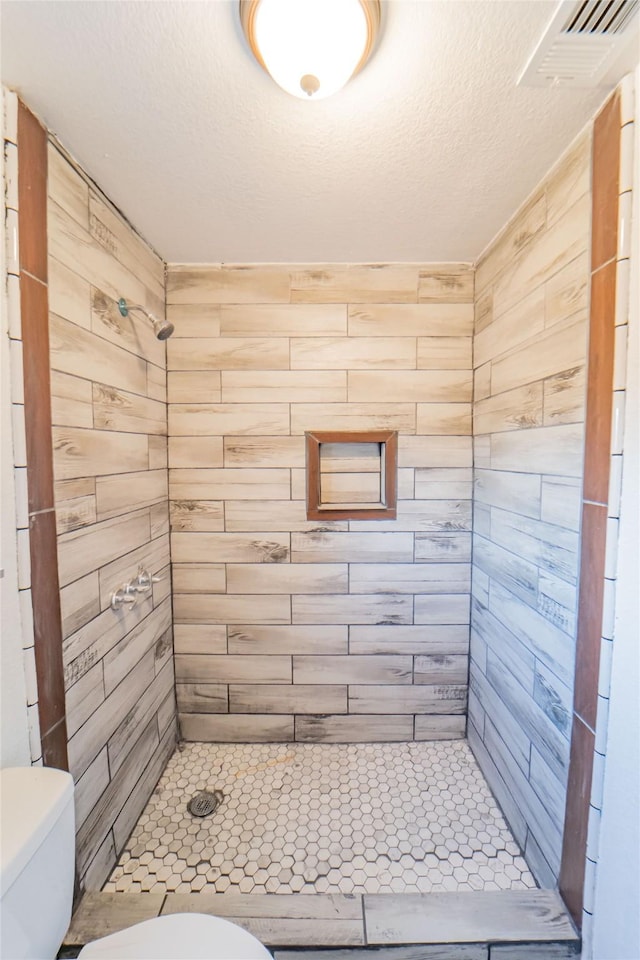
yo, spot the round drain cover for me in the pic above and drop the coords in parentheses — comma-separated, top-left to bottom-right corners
(187, 789, 224, 818)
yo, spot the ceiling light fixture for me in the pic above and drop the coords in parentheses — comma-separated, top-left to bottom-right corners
(240, 0, 381, 101)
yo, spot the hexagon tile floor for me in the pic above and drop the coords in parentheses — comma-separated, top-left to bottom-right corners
(104, 740, 536, 896)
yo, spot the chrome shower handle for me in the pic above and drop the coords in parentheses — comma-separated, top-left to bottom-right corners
(133, 567, 163, 592)
(111, 584, 138, 610)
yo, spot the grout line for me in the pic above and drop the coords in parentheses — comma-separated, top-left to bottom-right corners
(361, 892, 368, 945)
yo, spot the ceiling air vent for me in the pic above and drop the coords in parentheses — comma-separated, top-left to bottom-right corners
(518, 0, 639, 88)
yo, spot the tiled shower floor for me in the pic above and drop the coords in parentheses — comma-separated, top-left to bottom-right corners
(104, 740, 536, 896)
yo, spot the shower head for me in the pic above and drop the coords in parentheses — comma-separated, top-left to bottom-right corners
(117, 298, 175, 340)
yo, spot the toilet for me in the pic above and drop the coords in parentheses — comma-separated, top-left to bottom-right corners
(0, 767, 272, 960)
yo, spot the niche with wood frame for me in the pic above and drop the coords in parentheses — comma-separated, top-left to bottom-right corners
(305, 430, 398, 521)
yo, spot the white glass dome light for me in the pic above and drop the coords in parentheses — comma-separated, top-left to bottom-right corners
(240, 0, 381, 101)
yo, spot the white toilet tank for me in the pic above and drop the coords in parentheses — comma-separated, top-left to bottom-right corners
(1, 767, 76, 960)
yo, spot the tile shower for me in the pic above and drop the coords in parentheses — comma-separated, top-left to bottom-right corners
(6, 77, 633, 946)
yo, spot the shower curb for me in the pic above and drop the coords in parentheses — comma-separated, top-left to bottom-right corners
(63, 890, 579, 957)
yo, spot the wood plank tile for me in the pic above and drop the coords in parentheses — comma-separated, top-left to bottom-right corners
(169, 403, 290, 436)
(167, 265, 291, 304)
(349, 563, 470, 594)
(412, 470, 472, 504)
(291, 403, 416, 434)
(103, 601, 172, 695)
(349, 303, 474, 337)
(168, 436, 223, 468)
(50, 370, 93, 428)
(90, 287, 166, 369)
(180, 714, 294, 742)
(95, 469, 167, 520)
(167, 370, 221, 404)
(172, 531, 289, 563)
(172, 564, 226, 594)
(545, 131, 591, 228)
(57, 510, 151, 586)
(47, 143, 89, 228)
(92, 382, 167, 435)
(222, 370, 347, 402)
(417, 337, 472, 369)
(473, 469, 541, 519)
(167, 337, 289, 370)
(291, 532, 413, 563)
(353, 500, 472, 533)
(398, 436, 472, 468)
(348, 370, 472, 403)
(418, 265, 474, 303)
(414, 655, 469, 684)
(349, 684, 466, 714)
(490, 316, 587, 397)
(166, 303, 220, 338)
(228, 625, 348, 655)
(293, 654, 412, 684)
(275, 946, 488, 960)
(475, 192, 547, 296)
(221, 303, 347, 337)
(543, 366, 586, 426)
(173, 594, 291, 625)
(50, 312, 147, 396)
(296, 715, 413, 742)
(176, 682, 228, 713)
(349, 624, 469, 655)
(173, 624, 227, 655)
(227, 563, 348, 595)
(414, 595, 470, 625)
(225, 500, 348, 533)
(60, 572, 100, 640)
(540, 476, 581, 531)
(224, 436, 305, 468)
(290, 337, 416, 370)
(414, 716, 467, 740)
(291, 264, 419, 303)
(474, 383, 543, 435)
(490, 424, 583, 478)
(175, 653, 291, 683)
(65, 892, 164, 945)
(230, 684, 347, 714)
(291, 593, 413, 624)
(52, 426, 148, 480)
(416, 403, 472, 435)
(88, 191, 163, 297)
(364, 891, 576, 945)
(545, 254, 589, 329)
(48, 255, 91, 329)
(170, 467, 290, 500)
(169, 499, 224, 532)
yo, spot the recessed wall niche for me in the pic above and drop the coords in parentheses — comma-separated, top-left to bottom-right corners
(305, 430, 398, 520)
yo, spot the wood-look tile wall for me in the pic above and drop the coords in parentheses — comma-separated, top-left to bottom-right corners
(468, 131, 592, 887)
(166, 263, 474, 742)
(47, 141, 176, 890)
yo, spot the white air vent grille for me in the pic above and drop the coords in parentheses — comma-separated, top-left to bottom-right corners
(519, 0, 639, 87)
(563, 0, 639, 35)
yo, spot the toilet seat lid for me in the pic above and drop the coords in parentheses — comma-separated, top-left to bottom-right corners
(77, 912, 272, 959)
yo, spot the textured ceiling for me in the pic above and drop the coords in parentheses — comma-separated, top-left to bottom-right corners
(1, 1, 613, 263)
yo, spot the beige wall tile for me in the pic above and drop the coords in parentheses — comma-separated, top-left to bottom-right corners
(173, 594, 291, 624)
(475, 192, 546, 296)
(290, 264, 419, 303)
(291, 595, 413, 625)
(172, 531, 290, 564)
(50, 312, 148, 396)
(148, 435, 168, 470)
(172, 563, 227, 594)
(90, 288, 166, 369)
(170, 468, 290, 500)
(348, 370, 472, 404)
(173, 624, 227, 655)
(290, 337, 417, 370)
(414, 715, 466, 739)
(177, 683, 228, 713)
(414, 468, 472, 501)
(417, 337, 472, 369)
(293, 655, 412, 685)
(349, 563, 470, 594)
(291, 403, 415, 434)
(418, 265, 474, 303)
(348, 303, 474, 337)
(543, 365, 586, 425)
(414, 594, 470, 624)
(48, 144, 89, 227)
(170, 499, 225, 532)
(168, 436, 223, 468)
(295, 715, 413, 742)
(60, 572, 101, 640)
(167, 371, 221, 404)
(490, 315, 587, 396)
(170, 403, 290, 437)
(398, 435, 472, 468)
(229, 684, 347, 714)
(413, 532, 472, 562)
(224, 436, 305, 468)
(291, 532, 414, 563)
(95, 469, 167, 520)
(167, 265, 291, 304)
(167, 337, 290, 371)
(220, 303, 347, 337)
(50, 370, 93, 428)
(175, 654, 291, 683)
(349, 684, 467, 713)
(52, 426, 148, 481)
(349, 624, 469, 655)
(490, 423, 584, 477)
(228, 624, 348, 655)
(92, 383, 166, 436)
(48, 256, 91, 329)
(225, 500, 348, 533)
(227, 563, 348, 595)
(166, 303, 221, 338)
(474, 383, 544, 435)
(354, 499, 472, 533)
(221, 370, 347, 403)
(415, 403, 471, 435)
(180, 714, 294, 741)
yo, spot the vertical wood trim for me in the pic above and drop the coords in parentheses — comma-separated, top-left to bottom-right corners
(560, 90, 621, 928)
(17, 100, 68, 771)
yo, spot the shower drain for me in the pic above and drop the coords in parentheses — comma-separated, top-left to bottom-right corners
(187, 789, 224, 818)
